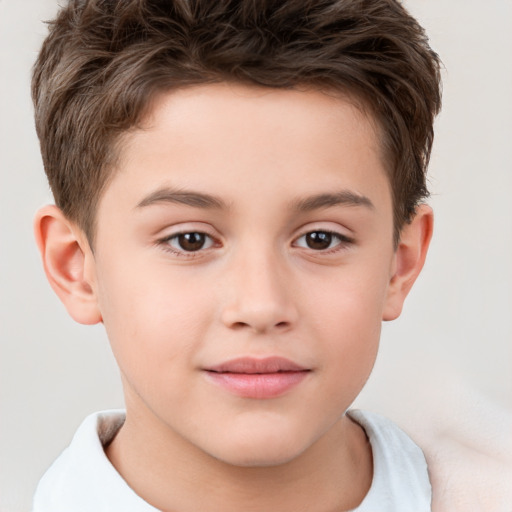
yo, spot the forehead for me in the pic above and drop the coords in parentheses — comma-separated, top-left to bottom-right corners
(102, 83, 391, 215)
(135, 83, 382, 152)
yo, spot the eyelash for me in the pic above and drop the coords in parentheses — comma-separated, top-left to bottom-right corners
(293, 230, 354, 254)
(158, 231, 217, 258)
(157, 229, 354, 258)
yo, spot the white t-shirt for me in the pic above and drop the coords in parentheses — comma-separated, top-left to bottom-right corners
(32, 409, 431, 511)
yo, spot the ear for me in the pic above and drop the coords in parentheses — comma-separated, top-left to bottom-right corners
(34, 205, 102, 325)
(382, 204, 433, 321)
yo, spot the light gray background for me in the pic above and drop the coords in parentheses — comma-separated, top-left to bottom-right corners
(1, 1, 511, 511)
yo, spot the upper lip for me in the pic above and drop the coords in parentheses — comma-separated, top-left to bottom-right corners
(205, 357, 309, 374)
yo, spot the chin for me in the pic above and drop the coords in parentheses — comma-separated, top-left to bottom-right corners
(206, 430, 310, 468)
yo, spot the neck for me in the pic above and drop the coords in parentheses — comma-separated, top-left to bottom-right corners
(106, 406, 372, 512)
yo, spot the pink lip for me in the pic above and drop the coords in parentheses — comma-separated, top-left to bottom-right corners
(203, 357, 310, 399)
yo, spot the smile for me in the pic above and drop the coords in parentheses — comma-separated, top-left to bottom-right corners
(203, 357, 311, 399)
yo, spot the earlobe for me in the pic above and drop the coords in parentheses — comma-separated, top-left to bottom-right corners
(34, 205, 102, 325)
(382, 204, 433, 321)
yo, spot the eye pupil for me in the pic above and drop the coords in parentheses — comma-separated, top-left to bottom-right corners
(178, 232, 206, 251)
(306, 231, 332, 250)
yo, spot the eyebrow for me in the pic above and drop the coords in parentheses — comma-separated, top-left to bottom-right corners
(291, 191, 374, 212)
(136, 188, 228, 210)
(136, 187, 374, 212)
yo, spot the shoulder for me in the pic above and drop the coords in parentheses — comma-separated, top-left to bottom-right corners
(32, 410, 158, 512)
(347, 409, 432, 512)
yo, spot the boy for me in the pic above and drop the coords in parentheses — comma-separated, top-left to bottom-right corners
(31, 0, 441, 510)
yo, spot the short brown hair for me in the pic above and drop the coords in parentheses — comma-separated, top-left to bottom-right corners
(32, 0, 442, 245)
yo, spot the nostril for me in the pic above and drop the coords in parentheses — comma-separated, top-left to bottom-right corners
(232, 321, 249, 330)
(229, 320, 290, 332)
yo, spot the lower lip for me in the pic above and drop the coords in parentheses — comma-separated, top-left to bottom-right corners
(204, 371, 309, 399)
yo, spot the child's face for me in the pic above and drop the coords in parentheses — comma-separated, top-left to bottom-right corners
(90, 83, 398, 465)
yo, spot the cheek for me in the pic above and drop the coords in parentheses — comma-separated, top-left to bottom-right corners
(305, 268, 388, 389)
(95, 262, 211, 378)
(305, 261, 389, 331)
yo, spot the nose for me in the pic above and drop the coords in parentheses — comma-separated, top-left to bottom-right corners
(220, 249, 298, 334)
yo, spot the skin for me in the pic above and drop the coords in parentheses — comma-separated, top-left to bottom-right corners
(35, 83, 433, 512)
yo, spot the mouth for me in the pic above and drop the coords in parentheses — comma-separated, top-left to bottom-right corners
(203, 357, 311, 399)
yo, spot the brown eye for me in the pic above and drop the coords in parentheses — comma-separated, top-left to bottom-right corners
(177, 233, 206, 251)
(294, 230, 351, 252)
(305, 231, 334, 250)
(168, 232, 214, 252)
